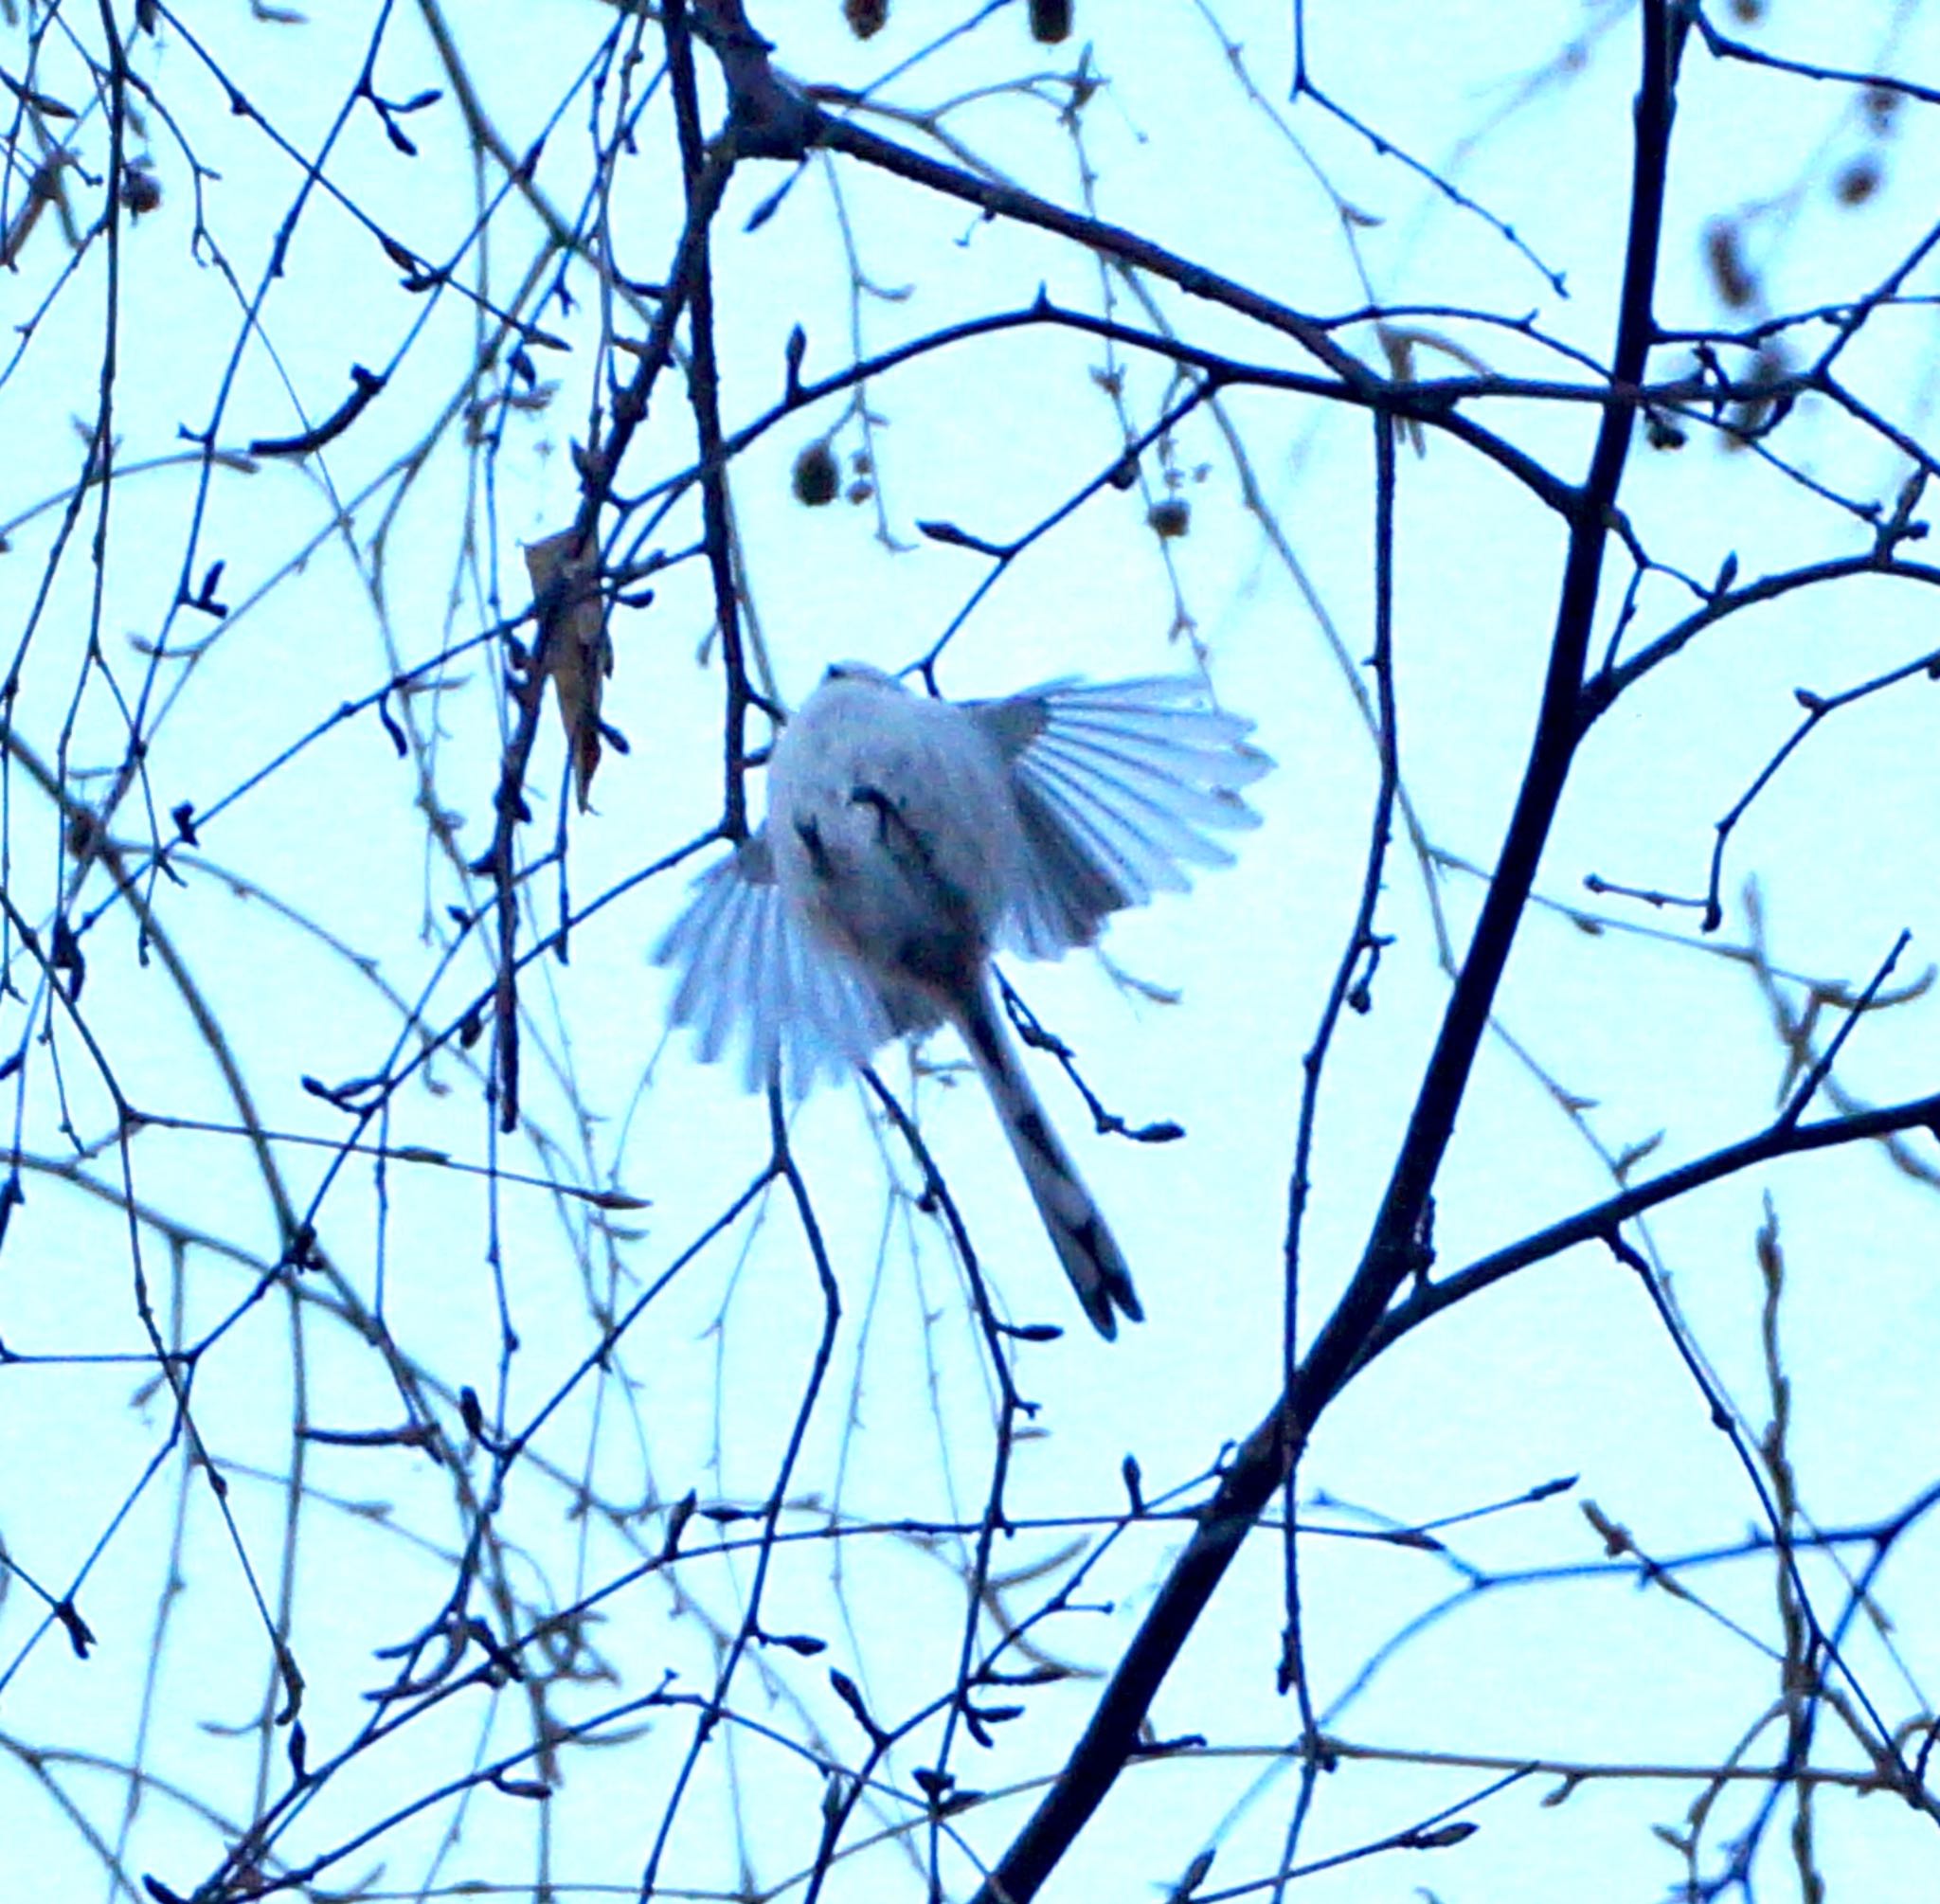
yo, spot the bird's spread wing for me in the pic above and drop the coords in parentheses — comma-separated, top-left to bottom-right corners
(653, 832, 907, 1093)
(968, 676, 1272, 959)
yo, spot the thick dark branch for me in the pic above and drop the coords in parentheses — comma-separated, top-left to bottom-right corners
(664, 0, 752, 838)
(808, 114, 1366, 387)
(480, 11, 729, 1133)
(1585, 552, 1940, 717)
(975, 8, 1683, 1897)
(694, 2, 1604, 513)
(804, 115, 1622, 508)
(1367, 1089, 1940, 1357)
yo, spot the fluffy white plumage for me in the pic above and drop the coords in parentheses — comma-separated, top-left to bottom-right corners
(655, 664, 1270, 1338)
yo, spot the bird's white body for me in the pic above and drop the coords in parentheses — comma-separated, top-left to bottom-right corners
(656, 663, 1269, 1338)
(767, 672, 1015, 1020)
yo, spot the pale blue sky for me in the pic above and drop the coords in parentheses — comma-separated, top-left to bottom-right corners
(3, 3, 1938, 1899)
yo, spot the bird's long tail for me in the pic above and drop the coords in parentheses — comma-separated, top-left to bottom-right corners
(954, 981, 1141, 1338)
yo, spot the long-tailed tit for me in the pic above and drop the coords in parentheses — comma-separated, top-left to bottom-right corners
(655, 664, 1270, 1338)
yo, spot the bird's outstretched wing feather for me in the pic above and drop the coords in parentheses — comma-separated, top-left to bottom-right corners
(653, 833, 906, 1093)
(969, 676, 1271, 960)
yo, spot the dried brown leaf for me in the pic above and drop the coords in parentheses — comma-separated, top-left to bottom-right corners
(524, 528, 613, 813)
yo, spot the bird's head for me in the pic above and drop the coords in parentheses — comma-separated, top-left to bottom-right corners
(822, 661, 903, 691)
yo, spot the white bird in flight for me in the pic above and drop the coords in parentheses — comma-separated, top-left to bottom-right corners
(655, 663, 1270, 1338)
